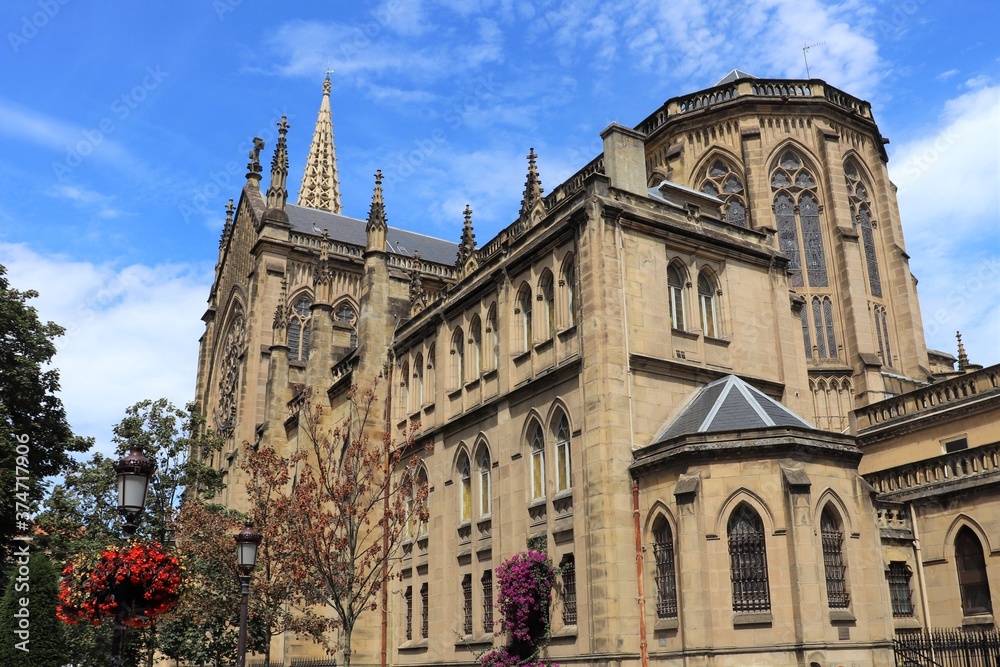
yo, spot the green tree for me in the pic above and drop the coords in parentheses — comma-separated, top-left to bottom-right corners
(0, 264, 90, 564)
(0, 551, 65, 666)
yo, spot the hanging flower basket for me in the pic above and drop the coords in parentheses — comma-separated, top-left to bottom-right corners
(57, 541, 182, 628)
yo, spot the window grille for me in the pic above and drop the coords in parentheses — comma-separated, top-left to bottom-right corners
(404, 586, 413, 641)
(886, 562, 914, 617)
(561, 555, 577, 625)
(956, 528, 993, 615)
(462, 574, 473, 636)
(482, 570, 494, 634)
(420, 583, 428, 639)
(821, 509, 850, 609)
(728, 503, 771, 613)
(652, 521, 678, 619)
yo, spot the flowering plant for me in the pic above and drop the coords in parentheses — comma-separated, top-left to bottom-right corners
(480, 549, 556, 667)
(57, 541, 182, 627)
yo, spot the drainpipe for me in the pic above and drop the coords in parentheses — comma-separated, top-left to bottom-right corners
(908, 502, 932, 630)
(633, 481, 650, 667)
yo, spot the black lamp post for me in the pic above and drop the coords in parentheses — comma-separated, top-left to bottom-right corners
(111, 447, 153, 667)
(235, 522, 262, 667)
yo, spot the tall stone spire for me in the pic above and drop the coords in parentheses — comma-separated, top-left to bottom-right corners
(520, 148, 543, 218)
(297, 74, 343, 213)
(456, 204, 476, 267)
(366, 170, 387, 254)
(956, 331, 969, 371)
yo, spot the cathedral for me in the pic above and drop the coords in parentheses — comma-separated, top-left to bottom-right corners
(195, 71, 1000, 666)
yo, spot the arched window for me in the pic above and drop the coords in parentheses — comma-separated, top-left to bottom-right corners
(728, 502, 770, 613)
(481, 570, 494, 633)
(517, 284, 533, 352)
(470, 316, 483, 378)
(698, 272, 718, 337)
(462, 573, 473, 636)
(845, 159, 882, 298)
(539, 270, 555, 340)
(476, 445, 492, 517)
(560, 554, 577, 625)
(667, 264, 687, 331)
(414, 467, 428, 537)
(457, 450, 472, 523)
(426, 347, 436, 400)
(809, 296, 838, 360)
(800, 307, 812, 359)
(652, 517, 678, 619)
(700, 158, 748, 227)
(414, 352, 424, 408)
(563, 256, 578, 328)
(288, 296, 312, 361)
(334, 302, 358, 349)
(400, 361, 410, 417)
(452, 327, 465, 388)
(955, 527, 992, 616)
(873, 304, 892, 367)
(771, 150, 828, 288)
(821, 507, 850, 609)
(528, 421, 545, 500)
(555, 413, 572, 492)
(487, 303, 499, 371)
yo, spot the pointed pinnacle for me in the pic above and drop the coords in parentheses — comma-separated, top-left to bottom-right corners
(956, 331, 969, 370)
(457, 204, 476, 266)
(520, 147, 543, 218)
(367, 169, 387, 229)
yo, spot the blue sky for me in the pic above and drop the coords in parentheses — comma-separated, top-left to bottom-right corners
(1, 0, 998, 458)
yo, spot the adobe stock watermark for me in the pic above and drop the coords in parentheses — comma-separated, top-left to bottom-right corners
(925, 256, 1000, 339)
(59, 268, 137, 350)
(179, 109, 286, 224)
(898, 125, 961, 184)
(7, 0, 70, 53)
(877, 0, 930, 38)
(384, 75, 499, 183)
(51, 65, 169, 180)
(11, 433, 33, 653)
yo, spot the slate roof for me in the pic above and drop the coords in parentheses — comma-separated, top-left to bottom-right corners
(654, 375, 813, 443)
(714, 69, 757, 87)
(286, 204, 459, 266)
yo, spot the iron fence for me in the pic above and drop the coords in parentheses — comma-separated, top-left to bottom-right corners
(895, 628, 1000, 667)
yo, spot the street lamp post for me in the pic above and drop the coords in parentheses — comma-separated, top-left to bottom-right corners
(235, 522, 262, 667)
(112, 447, 153, 667)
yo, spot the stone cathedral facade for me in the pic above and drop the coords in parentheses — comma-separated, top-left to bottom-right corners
(195, 72, 1000, 667)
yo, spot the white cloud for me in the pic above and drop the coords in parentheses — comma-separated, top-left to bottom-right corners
(1, 243, 213, 459)
(889, 85, 1000, 364)
(47, 184, 122, 219)
(936, 69, 960, 81)
(965, 74, 991, 89)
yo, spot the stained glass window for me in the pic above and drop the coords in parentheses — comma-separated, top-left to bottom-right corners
(800, 307, 812, 359)
(858, 206, 882, 297)
(775, 193, 802, 287)
(288, 297, 312, 361)
(700, 158, 748, 228)
(771, 150, 828, 289)
(334, 302, 357, 349)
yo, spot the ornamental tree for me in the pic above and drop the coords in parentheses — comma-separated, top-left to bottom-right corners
(267, 373, 429, 667)
(0, 552, 64, 666)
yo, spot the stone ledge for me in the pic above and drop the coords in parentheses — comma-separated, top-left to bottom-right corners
(733, 612, 773, 626)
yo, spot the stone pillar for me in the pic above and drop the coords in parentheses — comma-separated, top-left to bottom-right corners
(601, 123, 648, 196)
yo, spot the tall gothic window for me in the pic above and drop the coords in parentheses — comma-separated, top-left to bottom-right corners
(458, 450, 472, 523)
(728, 503, 770, 613)
(800, 307, 812, 359)
(334, 302, 357, 349)
(414, 352, 424, 408)
(517, 284, 533, 352)
(873, 305, 893, 367)
(887, 562, 914, 617)
(700, 158, 748, 227)
(652, 518, 678, 619)
(563, 256, 578, 328)
(955, 527, 992, 616)
(540, 270, 555, 340)
(470, 316, 483, 377)
(426, 347, 436, 401)
(462, 574, 473, 636)
(477, 445, 492, 517)
(845, 159, 882, 298)
(554, 413, 572, 493)
(452, 327, 465, 388)
(560, 554, 577, 625)
(415, 467, 428, 537)
(529, 421, 545, 500)
(400, 361, 410, 418)
(771, 150, 828, 288)
(821, 507, 850, 609)
(404, 586, 413, 641)
(481, 570, 494, 634)
(809, 296, 838, 360)
(698, 272, 718, 337)
(668, 264, 687, 331)
(288, 296, 312, 361)
(487, 303, 499, 370)
(420, 583, 429, 639)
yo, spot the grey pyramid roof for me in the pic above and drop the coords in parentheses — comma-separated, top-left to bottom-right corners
(286, 204, 458, 266)
(714, 69, 756, 87)
(655, 375, 812, 443)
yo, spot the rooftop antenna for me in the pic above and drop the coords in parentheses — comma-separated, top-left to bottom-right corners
(802, 42, 825, 79)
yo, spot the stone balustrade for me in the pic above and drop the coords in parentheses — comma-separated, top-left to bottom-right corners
(857, 367, 999, 430)
(865, 442, 1000, 498)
